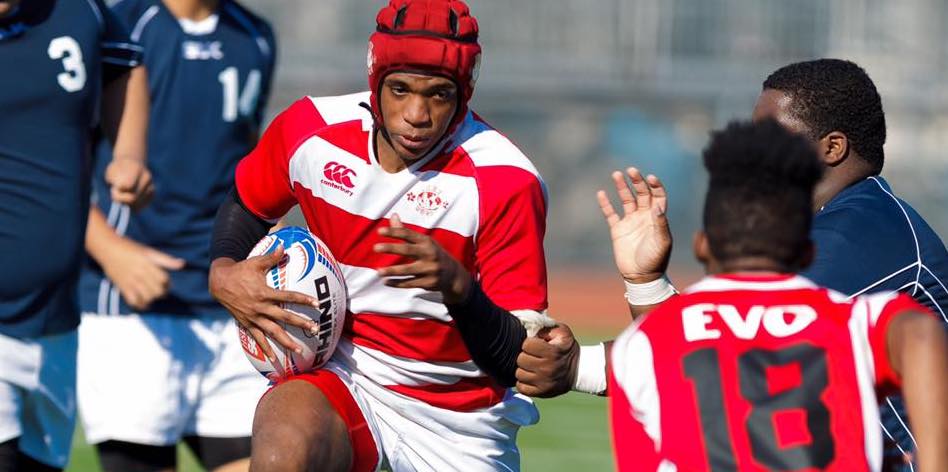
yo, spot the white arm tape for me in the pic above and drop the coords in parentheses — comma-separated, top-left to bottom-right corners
(573, 343, 607, 395)
(511, 309, 557, 337)
(623, 275, 678, 306)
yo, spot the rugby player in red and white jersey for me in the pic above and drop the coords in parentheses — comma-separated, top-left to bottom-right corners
(603, 121, 948, 471)
(208, 0, 554, 470)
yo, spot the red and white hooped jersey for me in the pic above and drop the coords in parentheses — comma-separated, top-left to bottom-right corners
(236, 92, 548, 412)
(609, 274, 929, 472)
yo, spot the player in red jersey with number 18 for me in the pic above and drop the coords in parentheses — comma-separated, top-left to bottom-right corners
(606, 120, 948, 471)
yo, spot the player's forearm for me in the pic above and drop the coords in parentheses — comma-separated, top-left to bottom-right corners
(890, 312, 948, 471)
(210, 188, 274, 262)
(624, 276, 678, 319)
(102, 66, 149, 164)
(85, 206, 121, 264)
(445, 282, 526, 387)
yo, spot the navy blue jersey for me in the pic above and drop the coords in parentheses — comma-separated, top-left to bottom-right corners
(805, 176, 948, 314)
(803, 175, 948, 462)
(80, 0, 275, 317)
(0, 0, 141, 338)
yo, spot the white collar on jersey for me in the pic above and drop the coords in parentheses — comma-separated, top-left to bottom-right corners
(685, 274, 818, 294)
(178, 14, 219, 35)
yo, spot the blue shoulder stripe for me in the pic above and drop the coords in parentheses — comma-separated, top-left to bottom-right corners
(130, 4, 160, 42)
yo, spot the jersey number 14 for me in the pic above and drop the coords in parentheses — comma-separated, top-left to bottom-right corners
(218, 66, 260, 122)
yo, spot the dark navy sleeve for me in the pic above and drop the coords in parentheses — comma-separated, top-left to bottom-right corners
(803, 204, 920, 299)
(108, 0, 144, 28)
(93, 0, 142, 79)
(802, 223, 861, 293)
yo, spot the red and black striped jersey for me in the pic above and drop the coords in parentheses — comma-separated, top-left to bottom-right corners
(609, 273, 929, 472)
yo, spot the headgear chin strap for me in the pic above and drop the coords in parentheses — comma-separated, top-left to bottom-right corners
(367, 0, 481, 137)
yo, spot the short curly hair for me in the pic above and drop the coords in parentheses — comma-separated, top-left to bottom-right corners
(763, 59, 886, 174)
(703, 120, 824, 268)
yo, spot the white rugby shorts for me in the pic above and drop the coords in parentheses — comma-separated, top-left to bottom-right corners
(276, 358, 540, 472)
(77, 312, 268, 445)
(0, 329, 78, 468)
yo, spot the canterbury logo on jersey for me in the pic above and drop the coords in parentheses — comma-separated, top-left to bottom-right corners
(321, 162, 357, 196)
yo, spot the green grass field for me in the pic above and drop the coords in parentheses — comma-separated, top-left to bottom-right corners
(520, 393, 613, 471)
(67, 393, 612, 472)
(66, 334, 617, 472)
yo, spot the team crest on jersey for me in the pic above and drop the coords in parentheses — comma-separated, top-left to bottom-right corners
(182, 40, 223, 60)
(406, 185, 450, 216)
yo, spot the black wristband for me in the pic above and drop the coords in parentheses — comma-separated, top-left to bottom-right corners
(446, 282, 527, 387)
(209, 188, 274, 262)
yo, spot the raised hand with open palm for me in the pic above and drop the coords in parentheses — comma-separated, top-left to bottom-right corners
(596, 167, 672, 284)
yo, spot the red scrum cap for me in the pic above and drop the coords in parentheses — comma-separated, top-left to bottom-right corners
(367, 0, 481, 133)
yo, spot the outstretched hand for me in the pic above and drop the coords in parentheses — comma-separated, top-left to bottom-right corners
(597, 167, 672, 283)
(374, 214, 472, 304)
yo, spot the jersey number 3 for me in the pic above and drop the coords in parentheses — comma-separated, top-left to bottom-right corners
(48, 36, 86, 93)
(218, 66, 260, 122)
(683, 344, 835, 471)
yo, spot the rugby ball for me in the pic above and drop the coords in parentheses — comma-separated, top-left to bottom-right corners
(237, 227, 348, 381)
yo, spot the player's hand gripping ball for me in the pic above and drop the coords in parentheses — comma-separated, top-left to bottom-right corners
(238, 227, 348, 381)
